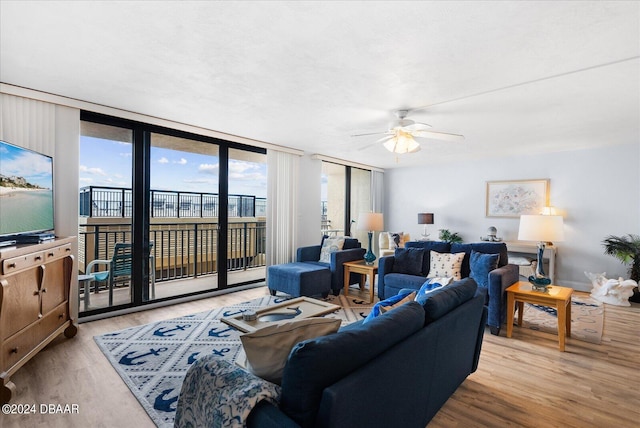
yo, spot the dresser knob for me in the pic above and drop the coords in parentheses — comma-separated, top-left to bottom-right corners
(10, 347, 18, 354)
(34, 256, 42, 261)
(8, 263, 16, 268)
(48, 252, 55, 257)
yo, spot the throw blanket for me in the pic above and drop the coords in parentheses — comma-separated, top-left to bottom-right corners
(174, 355, 281, 428)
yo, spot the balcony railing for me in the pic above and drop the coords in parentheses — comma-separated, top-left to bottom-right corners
(79, 186, 266, 218)
(78, 221, 266, 283)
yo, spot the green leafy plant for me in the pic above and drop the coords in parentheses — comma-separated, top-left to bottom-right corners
(439, 229, 463, 244)
(602, 234, 640, 282)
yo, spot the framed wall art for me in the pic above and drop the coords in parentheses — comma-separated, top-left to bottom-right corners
(485, 179, 549, 218)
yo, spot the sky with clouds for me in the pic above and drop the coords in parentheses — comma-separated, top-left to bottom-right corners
(79, 136, 267, 197)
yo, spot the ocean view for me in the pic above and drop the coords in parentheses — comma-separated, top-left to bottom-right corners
(0, 189, 54, 235)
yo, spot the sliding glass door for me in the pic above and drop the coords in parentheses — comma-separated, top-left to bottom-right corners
(78, 113, 266, 317)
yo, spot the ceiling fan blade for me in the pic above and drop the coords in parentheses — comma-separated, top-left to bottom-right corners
(357, 142, 379, 151)
(351, 131, 388, 137)
(403, 122, 432, 131)
(376, 135, 394, 143)
(412, 130, 465, 142)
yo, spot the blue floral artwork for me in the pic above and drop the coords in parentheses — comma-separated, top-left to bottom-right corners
(486, 180, 548, 217)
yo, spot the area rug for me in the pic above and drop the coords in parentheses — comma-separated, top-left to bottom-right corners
(520, 294, 604, 344)
(94, 294, 373, 427)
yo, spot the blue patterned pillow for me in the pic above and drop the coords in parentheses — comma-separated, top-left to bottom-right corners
(363, 290, 416, 323)
(469, 250, 499, 289)
(415, 277, 454, 304)
(392, 248, 425, 276)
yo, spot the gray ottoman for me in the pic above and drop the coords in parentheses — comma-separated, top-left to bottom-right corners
(267, 262, 331, 298)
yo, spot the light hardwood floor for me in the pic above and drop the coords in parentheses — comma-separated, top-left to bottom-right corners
(2, 287, 638, 428)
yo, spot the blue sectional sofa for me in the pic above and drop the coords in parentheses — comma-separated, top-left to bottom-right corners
(378, 241, 518, 335)
(295, 238, 366, 296)
(246, 277, 487, 428)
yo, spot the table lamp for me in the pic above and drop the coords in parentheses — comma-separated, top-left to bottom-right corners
(418, 213, 434, 240)
(357, 212, 384, 265)
(518, 214, 565, 291)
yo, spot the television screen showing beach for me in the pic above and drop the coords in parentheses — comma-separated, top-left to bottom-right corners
(0, 141, 54, 235)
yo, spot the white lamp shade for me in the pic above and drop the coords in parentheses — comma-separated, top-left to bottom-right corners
(518, 215, 565, 242)
(357, 212, 384, 231)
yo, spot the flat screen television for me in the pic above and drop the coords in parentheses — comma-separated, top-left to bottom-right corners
(0, 140, 54, 243)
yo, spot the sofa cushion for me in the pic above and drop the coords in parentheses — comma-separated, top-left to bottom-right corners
(342, 238, 361, 250)
(392, 247, 424, 276)
(280, 301, 425, 427)
(451, 242, 508, 277)
(238, 317, 341, 384)
(405, 241, 452, 275)
(363, 290, 416, 323)
(427, 251, 465, 280)
(420, 277, 478, 324)
(415, 277, 454, 304)
(319, 237, 345, 263)
(469, 250, 500, 289)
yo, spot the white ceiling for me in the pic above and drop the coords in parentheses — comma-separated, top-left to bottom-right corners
(1, 1, 639, 169)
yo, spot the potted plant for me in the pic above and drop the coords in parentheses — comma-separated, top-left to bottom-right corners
(439, 229, 463, 244)
(602, 234, 640, 303)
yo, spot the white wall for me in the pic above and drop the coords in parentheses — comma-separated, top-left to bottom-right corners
(384, 143, 640, 291)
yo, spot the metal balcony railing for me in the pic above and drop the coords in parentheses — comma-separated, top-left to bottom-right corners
(78, 221, 266, 283)
(79, 186, 266, 218)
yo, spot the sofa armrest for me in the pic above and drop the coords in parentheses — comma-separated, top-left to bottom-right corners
(297, 245, 321, 262)
(377, 255, 395, 299)
(330, 247, 366, 294)
(247, 401, 300, 428)
(486, 264, 519, 331)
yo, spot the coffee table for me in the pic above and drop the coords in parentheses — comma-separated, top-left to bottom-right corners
(343, 260, 378, 304)
(220, 297, 340, 333)
(506, 281, 573, 351)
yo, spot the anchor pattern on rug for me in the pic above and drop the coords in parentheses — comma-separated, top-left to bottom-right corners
(154, 388, 179, 413)
(119, 347, 169, 366)
(154, 324, 192, 337)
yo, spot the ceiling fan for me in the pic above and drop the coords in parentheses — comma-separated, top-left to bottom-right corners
(351, 109, 465, 154)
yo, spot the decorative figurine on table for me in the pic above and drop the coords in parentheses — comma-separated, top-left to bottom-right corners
(480, 226, 502, 242)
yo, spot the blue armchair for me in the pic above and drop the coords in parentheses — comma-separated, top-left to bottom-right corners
(296, 238, 366, 296)
(378, 241, 518, 335)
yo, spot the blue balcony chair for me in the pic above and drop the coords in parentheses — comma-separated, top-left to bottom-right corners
(85, 242, 156, 306)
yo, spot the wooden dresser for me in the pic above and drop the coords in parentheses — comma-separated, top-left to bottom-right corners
(0, 237, 78, 404)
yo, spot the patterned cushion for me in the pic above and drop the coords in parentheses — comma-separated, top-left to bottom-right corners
(363, 290, 417, 323)
(238, 317, 341, 384)
(319, 237, 345, 263)
(427, 251, 465, 280)
(469, 250, 500, 289)
(415, 277, 454, 304)
(387, 232, 404, 249)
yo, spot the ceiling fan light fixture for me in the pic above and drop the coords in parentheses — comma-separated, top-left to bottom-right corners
(383, 131, 421, 154)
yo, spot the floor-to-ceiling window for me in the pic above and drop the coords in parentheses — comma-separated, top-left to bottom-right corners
(320, 161, 372, 242)
(78, 113, 266, 317)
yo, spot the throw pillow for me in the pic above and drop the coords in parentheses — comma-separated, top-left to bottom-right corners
(318, 237, 345, 263)
(363, 290, 417, 323)
(415, 277, 454, 305)
(427, 251, 465, 280)
(238, 317, 341, 384)
(387, 232, 404, 249)
(469, 250, 500, 289)
(392, 247, 425, 276)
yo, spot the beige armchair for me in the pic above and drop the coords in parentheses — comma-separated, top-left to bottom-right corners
(379, 232, 411, 257)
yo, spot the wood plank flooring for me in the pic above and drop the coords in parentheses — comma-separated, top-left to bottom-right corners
(1, 287, 638, 428)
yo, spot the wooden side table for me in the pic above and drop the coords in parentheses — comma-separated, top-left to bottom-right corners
(343, 260, 377, 304)
(506, 281, 573, 351)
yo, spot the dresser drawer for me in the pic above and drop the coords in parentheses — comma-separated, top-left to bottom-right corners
(45, 243, 72, 262)
(2, 251, 45, 275)
(1, 303, 68, 372)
